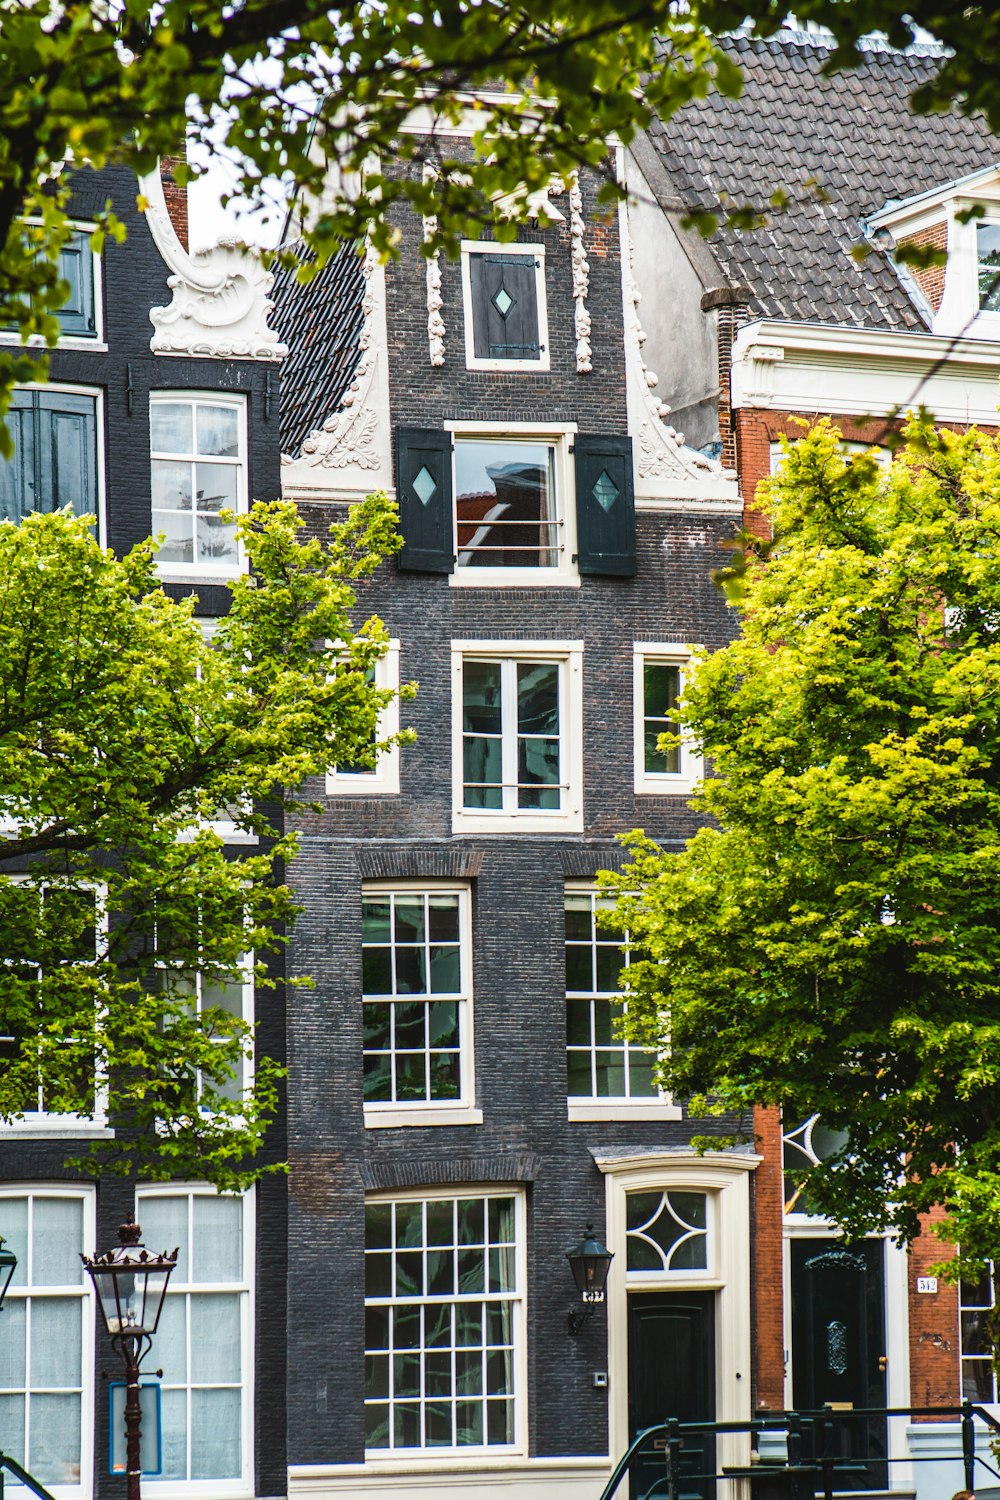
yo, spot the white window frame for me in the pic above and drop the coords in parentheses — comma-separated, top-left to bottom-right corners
(0, 382, 107, 548)
(446, 421, 579, 589)
(362, 1185, 527, 1462)
(451, 639, 584, 835)
(326, 640, 401, 797)
(362, 880, 481, 1128)
(0, 1183, 97, 1500)
(153, 956, 255, 1118)
(0, 879, 112, 1138)
(460, 241, 549, 374)
(632, 644, 703, 797)
(0, 221, 106, 353)
(564, 882, 681, 1122)
(135, 1183, 254, 1500)
(150, 392, 249, 585)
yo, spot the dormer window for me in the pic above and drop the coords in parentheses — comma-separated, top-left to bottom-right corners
(977, 223, 1000, 311)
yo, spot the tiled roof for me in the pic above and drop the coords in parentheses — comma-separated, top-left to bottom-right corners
(272, 240, 366, 456)
(650, 32, 1000, 330)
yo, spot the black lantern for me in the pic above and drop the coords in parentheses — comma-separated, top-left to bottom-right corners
(0, 1235, 17, 1311)
(83, 1214, 177, 1500)
(566, 1222, 613, 1335)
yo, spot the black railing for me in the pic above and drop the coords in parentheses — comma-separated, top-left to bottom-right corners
(0, 1453, 59, 1500)
(599, 1402, 1000, 1500)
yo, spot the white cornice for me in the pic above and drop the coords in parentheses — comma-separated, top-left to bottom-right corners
(732, 318, 1000, 424)
(140, 168, 287, 362)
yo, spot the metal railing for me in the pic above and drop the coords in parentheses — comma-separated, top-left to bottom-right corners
(0, 1453, 59, 1500)
(598, 1402, 1000, 1500)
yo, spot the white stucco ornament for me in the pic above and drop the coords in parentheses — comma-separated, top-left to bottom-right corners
(569, 175, 592, 374)
(141, 168, 287, 361)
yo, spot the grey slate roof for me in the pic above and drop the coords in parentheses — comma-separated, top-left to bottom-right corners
(650, 31, 1000, 330)
(272, 241, 366, 456)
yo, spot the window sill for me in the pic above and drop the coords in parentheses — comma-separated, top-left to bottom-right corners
(0, 1119, 114, 1139)
(567, 1099, 682, 1122)
(0, 334, 108, 353)
(155, 567, 245, 586)
(452, 808, 583, 836)
(326, 776, 400, 797)
(464, 355, 551, 374)
(364, 1105, 483, 1129)
(634, 774, 702, 798)
(449, 569, 580, 590)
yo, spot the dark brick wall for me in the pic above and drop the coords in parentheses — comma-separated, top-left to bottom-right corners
(0, 163, 287, 1500)
(283, 494, 743, 1465)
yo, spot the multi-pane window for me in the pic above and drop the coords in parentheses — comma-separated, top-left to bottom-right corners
(454, 438, 560, 571)
(960, 1266, 998, 1402)
(327, 642, 401, 795)
(154, 967, 250, 1107)
(633, 646, 701, 795)
(362, 888, 471, 1110)
(462, 244, 548, 371)
(136, 1189, 251, 1488)
(0, 389, 99, 527)
(625, 1190, 709, 1274)
(364, 1192, 522, 1452)
(565, 890, 657, 1101)
(150, 395, 246, 573)
(0, 883, 103, 1123)
(0, 1188, 94, 1494)
(978, 222, 1000, 312)
(782, 1114, 849, 1218)
(462, 657, 562, 813)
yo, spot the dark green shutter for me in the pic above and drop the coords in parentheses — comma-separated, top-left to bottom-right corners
(55, 233, 97, 338)
(396, 426, 454, 574)
(39, 393, 97, 515)
(468, 253, 541, 361)
(0, 393, 35, 523)
(574, 434, 636, 578)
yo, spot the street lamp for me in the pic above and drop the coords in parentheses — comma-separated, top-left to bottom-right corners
(82, 1214, 177, 1500)
(566, 1222, 613, 1336)
(0, 1236, 17, 1310)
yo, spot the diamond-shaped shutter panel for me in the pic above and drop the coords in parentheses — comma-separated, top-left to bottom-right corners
(396, 426, 454, 574)
(592, 470, 619, 512)
(492, 287, 514, 318)
(412, 466, 437, 506)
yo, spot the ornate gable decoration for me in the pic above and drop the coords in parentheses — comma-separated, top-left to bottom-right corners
(141, 169, 287, 361)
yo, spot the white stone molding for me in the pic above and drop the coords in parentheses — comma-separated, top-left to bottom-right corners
(423, 169, 446, 367)
(569, 176, 592, 374)
(140, 168, 287, 361)
(281, 241, 394, 504)
(617, 195, 739, 507)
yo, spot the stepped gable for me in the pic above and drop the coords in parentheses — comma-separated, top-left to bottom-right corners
(272, 239, 366, 456)
(651, 30, 1000, 329)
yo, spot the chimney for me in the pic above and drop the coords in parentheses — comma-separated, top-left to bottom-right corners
(159, 156, 189, 251)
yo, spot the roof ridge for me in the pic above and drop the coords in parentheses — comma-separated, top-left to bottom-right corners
(730, 21, 947, 62)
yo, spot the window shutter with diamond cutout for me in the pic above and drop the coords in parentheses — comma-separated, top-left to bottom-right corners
(396, 426, 455, 574)
(468, 253, 541, 361)
(574, 434, 636, 577)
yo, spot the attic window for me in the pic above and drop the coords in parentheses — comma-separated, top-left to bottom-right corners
(461, 242, 550, 373)
(977, 223, 1000, 311)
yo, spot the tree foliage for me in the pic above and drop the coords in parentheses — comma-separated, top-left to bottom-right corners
(0, 497, 408, 1188)
(603, 421, 1000, 1268)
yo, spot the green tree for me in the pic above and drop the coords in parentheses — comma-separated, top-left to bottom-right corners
(1, 0, 995, 411)
(603, 421, 1000, 1269)
(0, 496, 408, 1188)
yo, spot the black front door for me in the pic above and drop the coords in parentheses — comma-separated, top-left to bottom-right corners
(790, 1237, 888, 1490)
(627, 1291, 716, 1500)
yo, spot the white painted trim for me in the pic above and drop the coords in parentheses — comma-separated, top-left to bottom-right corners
(446, 425, 578, 588)
(0, 1183, 97, 1500)
(599, 1152, 757, 1482)
(567, 1099, 682, 1121)
(149, 390, 249, 581)
(450, 641, 584, 835)
(731, 317, 1000, 424)
(460, 241, 550, 374)
(360, 880, 477, 1116)
(136, 1183, 254, 1499)
(327, 640, 402, 796)
(288, 1456, 612, 1499)
(632, 643, 704, 797)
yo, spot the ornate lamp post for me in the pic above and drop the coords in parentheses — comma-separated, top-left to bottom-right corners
(82, 1215, 177, 1500)
(0, 1236, 17, 1310)
(566, 1222, 614, 1335)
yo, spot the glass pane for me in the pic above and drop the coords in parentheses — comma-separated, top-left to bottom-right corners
(137, 1196, 188, 1283)
(393, 898, 425, 944)
(30, 1298, 81, 1387)
(365, 1402, 390, 1449)
(455, 440, 554, 569)
(564, 895, 592, 941)
(365, 1302, 390, 1350)
(153, 508, 194, 564)
(365, 1202, 392, 1252)
(191, 1294, 241, 1383)
(159, 1386, 188, 1480)
(27, 1393, 80, 1485)
(567, 1049, 592, 1096)
(463, 735, 502, 808)
(489, 1198, 515, 1245)
(427, 1001, 459, 1048)
(362, 898, 392, 943)
(463, 662, 502, 734)
(429, 1051, 460, 1098)
(0, 1394, 25, 1464)
(517, 663, 559, 735)
(151, 459, 192, 512)
(191, 1387, 241, 1478)
(193, 1196, 242, 1283)
(196, 405, 239, 458)
(425, 1200, 454, 1248)
(565, 944, 593, 992)
(196, 513, 238, 567)
(644, 662, 679, 719)
(195, 463, 238, 514)
(395, 1201, 423, 1249)
(0, 1300, 26, 1385)
(394, 947, 427, 995)
(2, 1199, 28, 1287)
(362, 947, 392, 996)
(154, 1293, 187, 1384)
(458, 1199, 484, 1246)
(596, 945, 625, 992)
(31, 1198, 83, 1285)
(429, 946, 460, 992)
(428, 896, 460, 943)
(979, 223, 1000, 311)
(150, 402, 192, 455)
